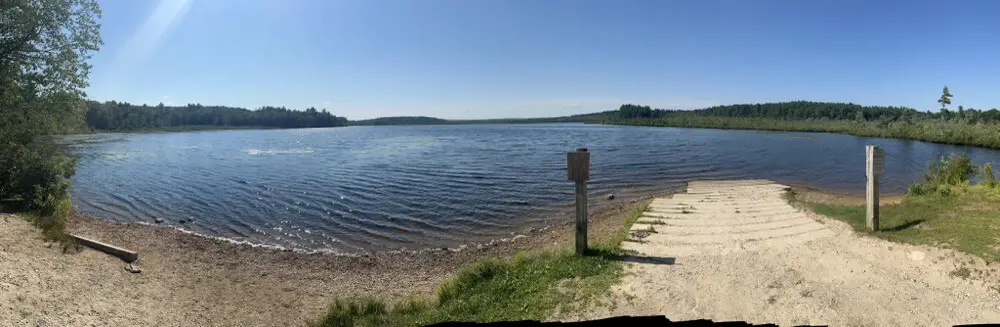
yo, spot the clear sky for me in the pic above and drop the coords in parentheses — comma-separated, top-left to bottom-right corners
(86, 0, 1000, 120)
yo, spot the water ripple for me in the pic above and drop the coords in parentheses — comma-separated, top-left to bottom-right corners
(64, 124, 1000, 252)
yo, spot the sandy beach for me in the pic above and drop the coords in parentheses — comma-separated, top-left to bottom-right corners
(0, 194, 653, 326)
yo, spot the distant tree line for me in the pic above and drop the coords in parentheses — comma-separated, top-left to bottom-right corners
(351, 116, 448, 126)
(347, 113, 622, 126)
(84, 101, 349, 131)
(615, 101, 1000, 124)
(610, 88, 1000, 149)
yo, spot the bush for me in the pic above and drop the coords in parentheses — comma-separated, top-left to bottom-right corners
(923, 153, 976, 186)
(907, 183, 933, 196)
(907, 153, 999, 197)
(0, 139, 76, 240)
(981, 163, 997, 188)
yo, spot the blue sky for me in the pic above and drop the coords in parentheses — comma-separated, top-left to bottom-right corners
(86, 0, 1000, 120)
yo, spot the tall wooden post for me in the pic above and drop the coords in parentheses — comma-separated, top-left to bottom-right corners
(866, 145, 884, 232)
(567, 148, 590, 255)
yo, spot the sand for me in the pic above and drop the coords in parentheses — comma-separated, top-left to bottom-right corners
(7, 179, 1000, 326)
(576, 180, 1000, 326)
(0, 194, 651, 326)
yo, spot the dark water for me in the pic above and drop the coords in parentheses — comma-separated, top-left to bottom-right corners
(65, 124, 1000, 252)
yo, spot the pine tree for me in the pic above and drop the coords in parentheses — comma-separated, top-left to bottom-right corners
(938, 86, 953, 110)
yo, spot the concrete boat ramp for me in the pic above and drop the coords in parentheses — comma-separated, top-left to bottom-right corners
(625, 180, 834, 257)
(582, 179, 1000, 326)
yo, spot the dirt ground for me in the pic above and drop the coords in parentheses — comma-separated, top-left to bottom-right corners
(791, 185, 904, 206)
(575, 180, 1000, 326)
(0, 193, 652, 327)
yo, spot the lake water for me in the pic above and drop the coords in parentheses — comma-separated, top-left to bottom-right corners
(65, 124, 1000, 252)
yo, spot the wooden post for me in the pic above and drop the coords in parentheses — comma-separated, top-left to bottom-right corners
(567, 148, 590, 255)
(866, 145, 884, 232)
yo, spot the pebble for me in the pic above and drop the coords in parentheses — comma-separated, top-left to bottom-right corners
(607, 194, 616, 200)
(124, 263, 142, 274)
(153, 218, 164, 224)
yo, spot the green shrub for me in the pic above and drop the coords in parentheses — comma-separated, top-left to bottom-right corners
(1, 140, 77, 240)
(907, 153, 996, 197)
(923, 153, 975, 186)
(907, 183, 932, 196)
(981, 163, 997, 188)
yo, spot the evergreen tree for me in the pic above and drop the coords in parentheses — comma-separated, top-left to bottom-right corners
(938, 86, 953, 110)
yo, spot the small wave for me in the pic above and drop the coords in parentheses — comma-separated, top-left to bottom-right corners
(136, 221, 350, 255)
(98, 150, 152, 161)
(246, 148, 314, 156)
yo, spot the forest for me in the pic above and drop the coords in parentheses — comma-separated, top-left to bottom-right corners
(609, 97, 1000, 149)
(84, 101, 349, 131)
(613, 101, 1000, 123)
(351, 116, 448, 126)
(348, 111, 620, 126)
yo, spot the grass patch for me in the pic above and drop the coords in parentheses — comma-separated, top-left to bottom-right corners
(799, 184, 1000, 262)
(311, 201, 651, 327)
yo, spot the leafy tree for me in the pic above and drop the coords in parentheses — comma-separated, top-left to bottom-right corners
(82, 102, 349, 131)
(938, 85, 953, 110)
(0, 0, 102, 238)
(617, 104, 653, 119)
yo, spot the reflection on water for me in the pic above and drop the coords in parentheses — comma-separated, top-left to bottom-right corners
(66, 124, 1000, 252)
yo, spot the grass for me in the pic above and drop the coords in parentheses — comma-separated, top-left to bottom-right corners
(310, 201, 651, 327)
(608, 115, 1000, 150)
(798, 184, 1000, 262)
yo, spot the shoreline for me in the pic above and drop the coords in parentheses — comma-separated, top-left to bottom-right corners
(71, 184, 681, 256)
(68, 179, 870, 256)
(2, 189, 662, 326)
(2, 182, 913, 325)
(70, 188, 669, 257)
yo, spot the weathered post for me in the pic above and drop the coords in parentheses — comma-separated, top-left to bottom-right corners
(567, 148, 590, 255)
(865, 145, 884, 232)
